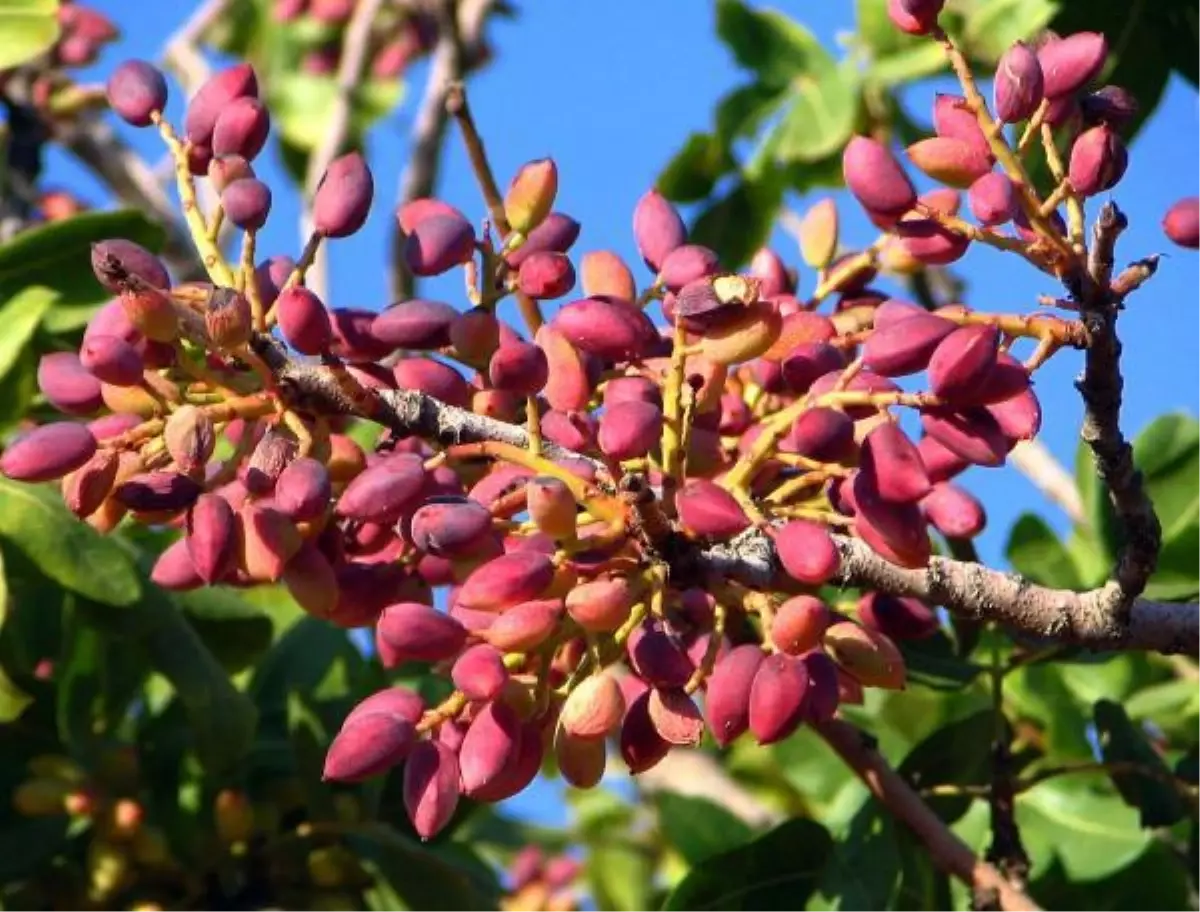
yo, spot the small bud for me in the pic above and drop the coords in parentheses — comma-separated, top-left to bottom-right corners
(186, 493, 238, 583)
(1037, 32, 1108, 99)
(2, 423, 97, 483)
(276, 286, 332, 355)
(404, 213, 476, 276)
(163, 405, 215, 476)
(184, 63, 258, 145)
(798, 198, 839, 269)
(312, 152, 374, 238)
(39, 352, 104, 415)
(403, 741, 460, 840)
(214, 789, 256, 844)
(504, 158, 558, 235)
(526, 476, 577, 540)
(62, 449, 119, 518)
(518, 251, 576, 299)
(887, 0, 944, 35)
(1163, 197, 1200, 250)
(106, 60, 167, 126)
(204, 286, 253, 350)
(843, 136, 916, 217)
(968, 172, 1017, 226)
(632, 189, 686, 271)
(559, 672, 626, 740)
(906, 137, 992, 188)
(994, 42, 1044, 124)
(221, 178, 272, 230)
(581, 250, 637, 300)
(1068, 124, 1127, 197)
(211, 97, 270, 160)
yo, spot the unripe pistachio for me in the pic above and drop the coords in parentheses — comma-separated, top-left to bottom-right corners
(504, 158, 558, 235)
(106, 59, 167, 126)
(994, 41, 1044, 124)
(312, 152, 374, 238)
(163, 404, 215, 476)
(843, 136, 916, 217)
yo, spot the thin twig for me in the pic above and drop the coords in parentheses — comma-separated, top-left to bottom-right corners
(1007, 439, 1085, 526)
(301, 0, 388, 300)
(389, 0, 469, 300)
(816, 719, 1041, 912)
(1077, 202, 1162, 607)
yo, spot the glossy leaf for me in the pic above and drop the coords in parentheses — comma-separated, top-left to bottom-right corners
(655, 793, 757, 865)
(662, 818, 833, 910)
(1093, 699, 1188, 827)
(0, 287, 55, 384)
(0, 478, 141, 607)
(0, 0, 59, 71)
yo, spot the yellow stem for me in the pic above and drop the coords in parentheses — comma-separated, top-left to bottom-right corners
(152, 113, 236, 287)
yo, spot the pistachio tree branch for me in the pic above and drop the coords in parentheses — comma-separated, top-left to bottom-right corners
(389, 0, 469, 300)
(1077, 201, 1162, 607)
(815, 719, 1041, 912)
(245, 331, 1199, 657)
(300, 0, 389, 301)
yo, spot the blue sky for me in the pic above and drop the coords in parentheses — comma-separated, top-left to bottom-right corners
(57, 0, 1199, 829)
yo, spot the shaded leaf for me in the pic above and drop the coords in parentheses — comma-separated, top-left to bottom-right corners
(176, 587, 275, 674)
(0, 478, 141, 607)
(662, 817, 832, 910)
(689, 173, 785, 269)
(815, 803, 900, 909)
(770, 61, 860, 164)
(1018, 778, 1152, 881)
(0, 286, 55, 382)
(655, 792, 756, 864)
(589, 840, 655, 912)
(897, 710, 995, 822)
(270, 74, 403, 153)
(715, 0, 832, 88)
(1005, 513, 1083, 590)
(0, 210, 164, 307)
(962, 0, 1057, 64)
(658, 133, 735, 203)
(899, 631, 986, 690)
(715, 82, 786, 141)
(348, 822, 501, 911)
(0, 0, 59, 71)
(1093, 699, 1187, 827)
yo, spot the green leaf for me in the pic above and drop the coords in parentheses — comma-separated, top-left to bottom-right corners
(270, 74, 403, 152)
(1093, 699, 1187, 827)
(897, 710, 995, 823)
(662, 817, 832, 910)
(871, 42, 949, 87)
(689, 173, 785, 270)
(770, 62, 860, 164)
(0, 286, 55, 382)
(348, 822, 501, 911)
(250, 616, 359, 736)
(715, 0, 833, 88)
(1030, 840, 1194, 911)
(176, 587, 275, 674)
(1123, 678, 1200, 738)
(0, 663, 32, 723)
(1005, 663, 1095, 760)
(1047, 0, 1198, 140)
(1018, 778, 1152, 881)
(56, 604, 104, 751)
(815, 804, 901, 910)
(0, 0, 59, 71)
(0, 346, 37, 434)
(898, 631, 986, 690)
(657, 133, 735, 203)
(0, 817, 69, 883)
(962, 0, 1058, 64)
(1005, 513, 1082, 590)
(589, 841, 656, 912)
(0, 478, 141, 607)
(1133, 413, 1200, 480)
(0, 210, 164, 307)
(136, 592, 258, 773)
(715, 83, 786, 141)
(655, 793, 756, 865)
